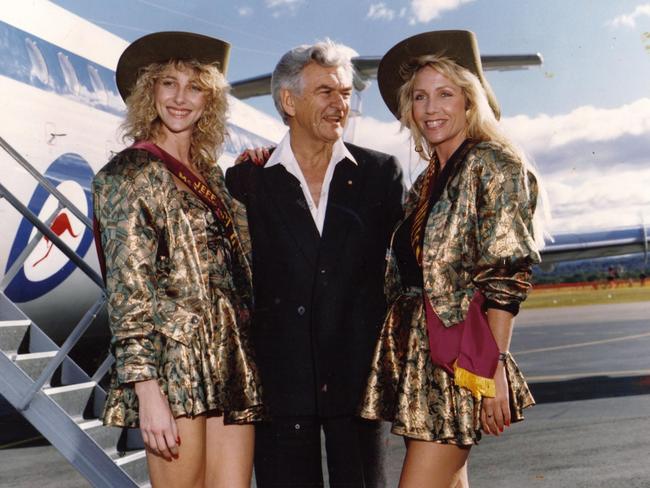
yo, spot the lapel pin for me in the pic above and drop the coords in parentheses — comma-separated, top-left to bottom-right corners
(347, 180, 353, 186)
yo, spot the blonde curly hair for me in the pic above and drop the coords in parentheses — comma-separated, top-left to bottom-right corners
(121, 59, 229, 176)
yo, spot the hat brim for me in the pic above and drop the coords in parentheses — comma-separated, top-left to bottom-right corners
(116, 31, 230, 101)
(377, 30, 500, 120)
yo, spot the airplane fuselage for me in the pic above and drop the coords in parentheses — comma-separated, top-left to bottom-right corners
(0, 4, 284, 341)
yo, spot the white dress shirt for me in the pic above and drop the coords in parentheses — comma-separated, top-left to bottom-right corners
(265, 132, 358, 235)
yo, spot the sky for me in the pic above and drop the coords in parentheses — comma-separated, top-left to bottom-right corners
(53, 0, 650, 234)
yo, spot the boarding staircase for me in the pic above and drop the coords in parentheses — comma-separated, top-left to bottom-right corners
(0, 136, 149, 487)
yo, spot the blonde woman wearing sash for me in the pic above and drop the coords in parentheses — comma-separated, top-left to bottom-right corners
(92, 32, 263, 488)
(359, 31, 543, 487)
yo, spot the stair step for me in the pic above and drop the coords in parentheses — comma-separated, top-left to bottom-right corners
(44, 381, 95, 419)
(79, 419, 122, 451)
(0, 281, 139, 484)
(14, 351, 57, 381)
(0, 319, 30, 353)
(116, 450, 149, 485)
(0, 292, 29, 321)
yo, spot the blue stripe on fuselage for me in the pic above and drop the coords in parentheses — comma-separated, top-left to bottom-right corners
(0, 20, 274, 154)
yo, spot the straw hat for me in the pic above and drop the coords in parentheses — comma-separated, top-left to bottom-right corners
(116, 31, 230, 101)
(377, 30, 500, 120)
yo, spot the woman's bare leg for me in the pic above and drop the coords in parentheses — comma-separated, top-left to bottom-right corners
(457, 462, 469, 487)
(399, 439, 471, 488)
(146, 416, 206, 488)
(205, 416, 254, 488)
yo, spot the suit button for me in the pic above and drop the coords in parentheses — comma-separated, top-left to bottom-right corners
(321, 384, 328, 393)
(320, 268, 326, 274)
(297, 305, 306, 315)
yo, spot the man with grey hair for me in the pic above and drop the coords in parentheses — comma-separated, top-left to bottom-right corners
(226, 39, 404, 487)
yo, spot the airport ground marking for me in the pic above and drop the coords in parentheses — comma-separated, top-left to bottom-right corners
(527, 368, 650, 382)
(515, 331, 650, 355)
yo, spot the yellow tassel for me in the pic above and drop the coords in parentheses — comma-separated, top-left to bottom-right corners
(453, 362, 496, 400)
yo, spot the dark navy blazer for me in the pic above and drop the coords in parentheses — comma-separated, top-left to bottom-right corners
(226, 142, 404, 417)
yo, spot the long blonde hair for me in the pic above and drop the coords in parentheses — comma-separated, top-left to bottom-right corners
(121, 59, 229, 176)
(397, 54, 550, 247)
(398, 55, 515, 159)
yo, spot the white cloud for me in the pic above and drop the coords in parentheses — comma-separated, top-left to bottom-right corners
(355, 97, 650, 232)
(502, 99, 650, 153)
(543, 165, 650, 232)
(265, 0, 303, 17)
(608, 4, 650, 28)
(409, 0, 475, 24)
(237, 6, 253, 16)
(367, 3, 396, 21)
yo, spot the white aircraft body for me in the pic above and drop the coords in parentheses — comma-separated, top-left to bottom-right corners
(0, 1, 286, 342)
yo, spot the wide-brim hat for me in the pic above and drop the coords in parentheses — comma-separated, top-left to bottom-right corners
(378, 30, 500, 120)
(116, 31, 231, 101)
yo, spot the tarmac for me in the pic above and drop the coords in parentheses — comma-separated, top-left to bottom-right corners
(2, 301, 650, 487)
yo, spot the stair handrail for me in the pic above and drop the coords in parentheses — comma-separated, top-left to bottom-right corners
(0, 201, 64, 290)
(0, 182, 103, 288)
(0, 135, 93, 229)
(14, 294, 107, 411)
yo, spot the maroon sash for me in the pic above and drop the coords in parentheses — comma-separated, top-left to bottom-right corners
(93, 141, 242, 282)
(424, 292, 500, 399)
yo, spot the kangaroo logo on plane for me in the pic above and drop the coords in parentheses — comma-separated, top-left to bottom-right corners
(4, 153, 94, 303)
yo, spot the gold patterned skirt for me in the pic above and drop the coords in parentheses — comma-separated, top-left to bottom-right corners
(102, 295, 265, 428)
(359, 291, 534, 445)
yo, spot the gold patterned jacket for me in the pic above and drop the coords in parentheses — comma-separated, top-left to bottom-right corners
(385, 141, 541, 327)
(92, 148, 253, 385)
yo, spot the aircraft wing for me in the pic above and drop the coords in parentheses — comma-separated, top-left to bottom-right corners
(230, 53, 543, 100)
(540, 226, 650, 264)
(230, 74, 276, 100)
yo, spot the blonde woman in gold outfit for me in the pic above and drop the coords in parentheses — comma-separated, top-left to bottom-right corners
(93, 32, 263, 488)
(360, 30, 543, 487)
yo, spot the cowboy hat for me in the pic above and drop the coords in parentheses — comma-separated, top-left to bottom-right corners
(116, 31, 230, 101)
(377, 30, 500, 120)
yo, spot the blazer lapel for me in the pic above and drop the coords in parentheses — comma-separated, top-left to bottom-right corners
(263, 164, 321, 266)
(320, 158, 361, 262)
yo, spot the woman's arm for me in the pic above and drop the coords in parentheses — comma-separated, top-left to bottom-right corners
(134, 379, 179, 460)
(481, 308, 513, 436)
(473, 148, 540, 314)
(93, 164, 161, 385)
(93, 159, 178, 459)
(472, 147, 540, 435)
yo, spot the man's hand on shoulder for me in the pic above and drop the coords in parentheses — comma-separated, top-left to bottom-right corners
(235, 146, 274, 166)
(227, 146, 274, 202)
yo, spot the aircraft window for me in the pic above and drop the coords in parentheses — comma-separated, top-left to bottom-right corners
(87, 65, 108, 104)
(58, 52, 80, 95)
(24, 38, 49, 85)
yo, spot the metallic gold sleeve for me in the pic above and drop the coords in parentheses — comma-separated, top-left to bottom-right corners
(472, 149, 541, 307)
(93, 165, 163, 385)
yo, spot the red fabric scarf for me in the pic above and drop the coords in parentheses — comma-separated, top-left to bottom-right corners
(424, 292, 500, 399)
